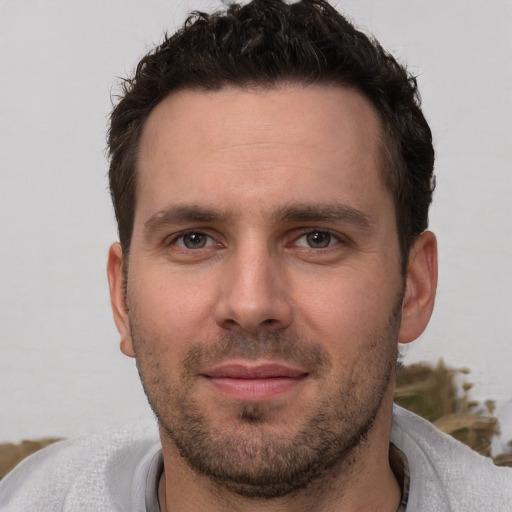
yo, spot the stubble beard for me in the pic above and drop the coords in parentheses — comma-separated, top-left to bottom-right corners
(131, 309, 400, 500)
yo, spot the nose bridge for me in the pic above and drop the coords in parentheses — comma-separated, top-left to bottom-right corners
(214, 237, 292, 333)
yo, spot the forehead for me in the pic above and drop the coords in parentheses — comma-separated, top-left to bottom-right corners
(135, 84, 389, 225)
(138, 84, 382, 162)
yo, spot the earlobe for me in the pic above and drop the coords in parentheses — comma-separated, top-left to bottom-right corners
(398, 231, 438, 344)
(107, 243, 135, 357)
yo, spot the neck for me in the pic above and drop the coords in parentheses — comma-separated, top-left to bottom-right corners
(158, 392, 401, 512)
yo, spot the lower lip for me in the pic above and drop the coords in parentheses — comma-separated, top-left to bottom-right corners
(204, 376, 306, 401)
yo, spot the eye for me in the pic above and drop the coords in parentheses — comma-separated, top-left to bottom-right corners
(174, 232, 215, 249)
(294, 230, 339, 249)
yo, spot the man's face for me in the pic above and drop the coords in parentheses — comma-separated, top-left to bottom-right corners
(110, 85, 418, 497)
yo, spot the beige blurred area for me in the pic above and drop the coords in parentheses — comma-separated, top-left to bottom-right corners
(0, 438, 62, 480)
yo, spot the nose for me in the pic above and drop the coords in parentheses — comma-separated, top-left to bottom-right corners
(214, 247, 293, 334)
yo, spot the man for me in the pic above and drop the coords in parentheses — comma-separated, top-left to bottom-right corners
(1, 0, 511, 510)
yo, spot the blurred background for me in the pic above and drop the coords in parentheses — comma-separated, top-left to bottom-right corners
(1, 0, 511, 455)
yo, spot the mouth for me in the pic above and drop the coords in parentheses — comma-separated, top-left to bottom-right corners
(200, 362, 309, 401)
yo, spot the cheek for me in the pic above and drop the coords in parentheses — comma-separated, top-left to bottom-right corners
(293, 270, 400, 349)
(128, 268, 216, 356)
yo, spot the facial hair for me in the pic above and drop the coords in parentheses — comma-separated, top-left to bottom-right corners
(130, 303, 401, 500)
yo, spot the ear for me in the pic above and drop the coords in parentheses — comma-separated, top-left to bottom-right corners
(398, 231, 438, 344)
(107, 243, 135, 357)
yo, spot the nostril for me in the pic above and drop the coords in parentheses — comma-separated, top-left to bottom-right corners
(217, 316, 285, 334)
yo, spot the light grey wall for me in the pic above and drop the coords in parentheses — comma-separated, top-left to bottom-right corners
(1, 0, 511, 451)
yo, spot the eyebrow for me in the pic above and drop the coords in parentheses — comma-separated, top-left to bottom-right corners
(143, 201, 374, 239)
(144, 204, 228, 238)
(271, 203, 374, 229)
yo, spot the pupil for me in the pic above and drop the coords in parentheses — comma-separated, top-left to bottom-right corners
(307, 232, 330, 248)
(184, 233, 206, 249)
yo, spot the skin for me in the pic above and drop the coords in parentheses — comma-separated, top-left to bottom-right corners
(108, 84, 437, 511)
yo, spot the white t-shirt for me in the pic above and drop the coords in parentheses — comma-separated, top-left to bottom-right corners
(1, 406, 511, 511)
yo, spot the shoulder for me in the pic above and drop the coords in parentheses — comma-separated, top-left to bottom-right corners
(0, 419, 160, 512)
(391, 404, 512, 511)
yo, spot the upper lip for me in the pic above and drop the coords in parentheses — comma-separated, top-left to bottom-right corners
(201, 362, 308, 379)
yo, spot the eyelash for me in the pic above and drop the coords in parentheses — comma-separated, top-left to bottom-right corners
(292, 230, 344, 250)
(167, 230, 220, 250)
